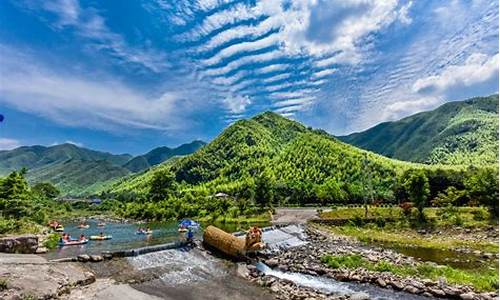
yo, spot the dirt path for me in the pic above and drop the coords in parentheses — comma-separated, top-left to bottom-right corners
(272, 208, 328, 225)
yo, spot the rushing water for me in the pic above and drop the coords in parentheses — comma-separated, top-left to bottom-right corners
(256, 262, 429, 300)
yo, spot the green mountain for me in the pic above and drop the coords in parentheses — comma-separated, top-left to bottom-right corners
(339, 95, 499, 165)
(109, 111, 471, 207)
(123, 141, 205, 172)
(0, 143, 133, 195)
(0, 142, 203, 195)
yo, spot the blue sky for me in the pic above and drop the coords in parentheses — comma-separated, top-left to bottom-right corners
(0, 0, 498, 155)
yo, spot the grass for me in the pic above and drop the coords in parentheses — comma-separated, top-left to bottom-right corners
(323, 224, 498, 253)
(319, 206, 493, 228)
(321, 254, 499, 292)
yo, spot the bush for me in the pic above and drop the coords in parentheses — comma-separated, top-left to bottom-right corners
(471, 209, 489, 221)
(375, 217, 386, 228)
(0, 218, 17, 234)
(43, 233, 61, 249)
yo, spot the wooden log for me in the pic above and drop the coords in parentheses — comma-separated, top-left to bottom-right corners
(203, 225, 246, 258)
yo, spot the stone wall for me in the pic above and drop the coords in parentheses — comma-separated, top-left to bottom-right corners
(0, 235, 38, 254)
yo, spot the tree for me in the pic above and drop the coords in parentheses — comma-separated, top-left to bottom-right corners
(315, 178, 346, 205)
(431, 186, 465, 207)
(32, 182, 60, 199)
(149, 170, 176, 201)
(465, 168, 499, 218)
(0, 170, 33, 218)
(403, 170, 430, 222)
(255, 170, 274, 208)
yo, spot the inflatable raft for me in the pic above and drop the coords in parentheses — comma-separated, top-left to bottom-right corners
(59, 239, 88, 246)
(89, 235, 112, 240)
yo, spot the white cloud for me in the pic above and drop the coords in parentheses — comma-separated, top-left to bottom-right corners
(413, 53, 499, 95)
(0, 46, 203, 133)
(22, 0, 168, 72)
(0, 138, 21, 151)
(64, 140, 84, 147)
(381, 96, 445, 122)
(222, 94, 252, 113)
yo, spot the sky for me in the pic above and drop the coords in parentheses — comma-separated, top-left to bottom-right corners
(0, 0, 498, 155)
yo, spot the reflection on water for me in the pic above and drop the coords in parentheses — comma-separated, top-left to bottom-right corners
(372, 241, 497, 270)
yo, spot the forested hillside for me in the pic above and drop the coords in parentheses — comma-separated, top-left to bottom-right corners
(339, 95, 499, 165)
(0, 142, 202, 195)
(106, 112, 498, 221)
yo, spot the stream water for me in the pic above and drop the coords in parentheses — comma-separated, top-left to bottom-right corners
(255, 262, 429, 300)
(43, 220, 182, 259)
(42, 219, 270, 260)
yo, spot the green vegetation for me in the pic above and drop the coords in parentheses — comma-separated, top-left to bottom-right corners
(0, 141, 204, 195)
(105, 112, 498, 222)
(0, 169, 120, 235)
(324, 223, 498, 253)
(339, 95, 499, 165)
(43, 233, 61, 249)
(321, 254, 498, 292)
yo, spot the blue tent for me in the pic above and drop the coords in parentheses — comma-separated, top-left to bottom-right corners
(178, 219, 200, 230)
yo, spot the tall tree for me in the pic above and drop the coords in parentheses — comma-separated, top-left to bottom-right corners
(465, 168, 499, 218)
(149, 170, 176, 201)
(0, 170, 32, 218)
(403, 170, 430, 222)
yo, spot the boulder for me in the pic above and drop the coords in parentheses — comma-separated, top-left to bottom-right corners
(0, 235, 38, 254)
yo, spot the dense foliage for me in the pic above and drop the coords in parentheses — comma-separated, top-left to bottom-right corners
(106, 112, 498, 221)
(0, 169, 59, 233)
(339, 95, 499, 165)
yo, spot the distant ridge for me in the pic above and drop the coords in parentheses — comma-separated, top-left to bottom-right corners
(123, 140, 205, 172)
(339, 95, 499, 165)
(0, 141, 204, 195)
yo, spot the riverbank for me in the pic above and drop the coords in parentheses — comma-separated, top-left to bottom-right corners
(240, 224, 498, 300)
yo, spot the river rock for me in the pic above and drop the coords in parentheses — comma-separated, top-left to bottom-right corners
(403, 285, 420, 294)
(459, 292, 475, 300)
(376, 278, 386, 287)
(277, 264, 289, 272)
(236, 263, 250, 278)
(90, 255, 103, 262)
(0, 235, 38, 254)
(35, 247, 48, 254)
(421, 292, 433, 297)
(265, 258, 279, 268)
(429, 287, 446, 297)
(350, 292, 370, 300)
(77, 254, 91, 262)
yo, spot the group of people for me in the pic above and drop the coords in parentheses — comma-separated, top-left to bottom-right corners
(59, 233, 87, 243)
(137, 227, 152, 234)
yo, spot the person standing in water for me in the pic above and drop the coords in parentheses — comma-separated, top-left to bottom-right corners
(186, 228, 194, 245)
